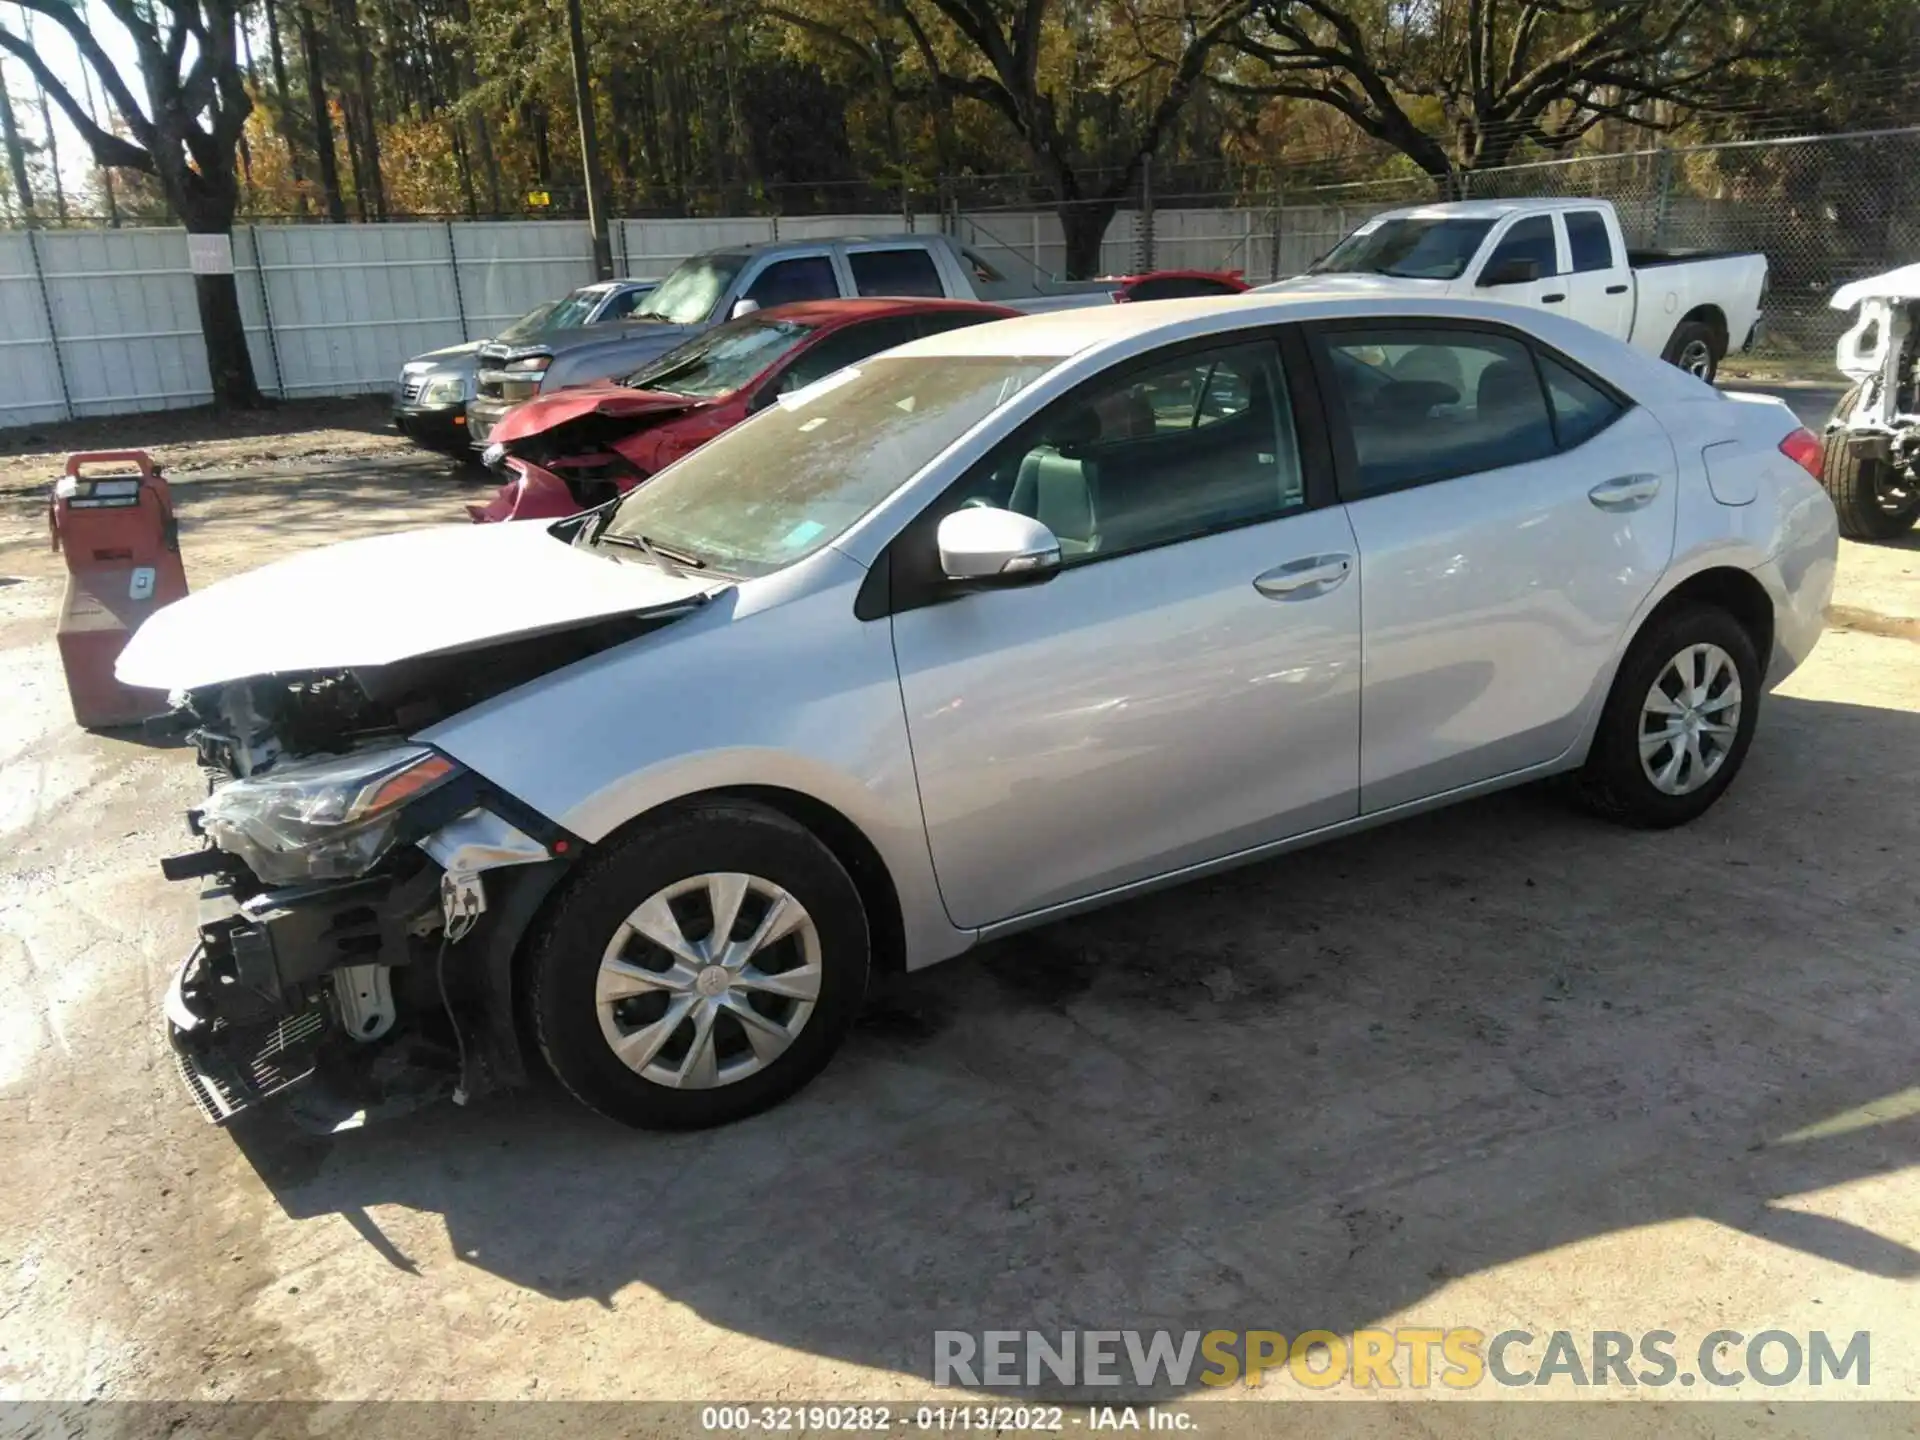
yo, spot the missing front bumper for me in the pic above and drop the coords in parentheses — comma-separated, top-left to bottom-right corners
(166, 945, 331, 1123)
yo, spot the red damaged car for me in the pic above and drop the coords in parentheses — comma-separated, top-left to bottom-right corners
(470, 296, 1018, 522)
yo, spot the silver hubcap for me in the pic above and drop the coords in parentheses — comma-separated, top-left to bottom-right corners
(1678, 339, 1713, 379)
(1639, 642, 1742, 796)
(596, 872, 821, 1089)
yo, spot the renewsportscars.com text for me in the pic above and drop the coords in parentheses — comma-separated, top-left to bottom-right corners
(933, 1328, 1871, 1390)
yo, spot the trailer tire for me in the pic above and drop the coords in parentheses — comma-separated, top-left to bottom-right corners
(1823, 387, 1920, 540)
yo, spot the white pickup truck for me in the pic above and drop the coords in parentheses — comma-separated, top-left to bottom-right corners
(1258, 197, 1767, 383)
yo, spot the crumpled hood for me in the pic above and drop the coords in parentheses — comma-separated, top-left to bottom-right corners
(118, 519, 717, 691)
(1831, 263, 1920, 311)
(406, 339, 486, 367)
(490, 385, 711, 446)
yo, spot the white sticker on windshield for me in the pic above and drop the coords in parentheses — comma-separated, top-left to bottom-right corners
(781, 520, 826, 549)
(1350, 218, 1384, 236)
(777, 365, 863, 411)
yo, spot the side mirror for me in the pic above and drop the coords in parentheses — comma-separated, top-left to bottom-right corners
(729, 297, 761, 320)
(1478, 256, 1540, 287)
(936, 507, 1061, 585)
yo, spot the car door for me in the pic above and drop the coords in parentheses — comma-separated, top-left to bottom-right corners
(887, 333, 1361, 929)
(1473, 214, 1566, 315)
(1557, 209, 1634, 339)
(1310, 322, 1678, 813)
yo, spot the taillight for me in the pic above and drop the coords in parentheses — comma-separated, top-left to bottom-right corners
(1779, 427, 1823, 480)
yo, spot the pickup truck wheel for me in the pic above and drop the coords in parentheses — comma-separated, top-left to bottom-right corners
(525, 801, 870, 1129)
(1823, 387, 1920, 540)
(1576, 604, 1761, 829)
(1663, 320, 1721, 383)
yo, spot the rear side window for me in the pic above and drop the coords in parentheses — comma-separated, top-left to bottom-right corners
(775, 315, 925, 394)
(1538, 354, 1626, 447)
(1565, 211, 1615, 273)
(848, 248, 946, 298)
(743, 255, 839, 308)
(1321, 328, 1558, 496)
(1484, 216, 1558, 280)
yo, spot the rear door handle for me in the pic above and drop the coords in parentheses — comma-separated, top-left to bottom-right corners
(1588, 474, 1663, 511)
(1542, 293, 1566, 304)
(1605, 283, 1630, 295)
(1253, 553, 1352, 599)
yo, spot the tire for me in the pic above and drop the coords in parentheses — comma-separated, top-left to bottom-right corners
(525, 800, 870, 1129)
(1662, 318, 1722, 384)
(1577, 603, 1763, 829)
(1822, 386, 1920, 540)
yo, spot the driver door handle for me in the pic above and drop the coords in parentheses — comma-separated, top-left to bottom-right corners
(1588, 474, 1663, 511)
(1254, 553, 1352, 599)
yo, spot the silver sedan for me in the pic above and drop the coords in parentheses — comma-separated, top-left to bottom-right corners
(124, 292, 1838, 1131)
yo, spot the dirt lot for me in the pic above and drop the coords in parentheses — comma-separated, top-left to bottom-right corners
(2, 393, 1918, 1414)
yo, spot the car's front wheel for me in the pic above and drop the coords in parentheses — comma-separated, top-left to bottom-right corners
(1577, 604, 1763, 828)
(525, 801, 870, 1128)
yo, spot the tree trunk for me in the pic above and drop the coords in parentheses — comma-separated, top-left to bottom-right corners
(263, 0, 312, 204)
(297, 1, 348, 220)
(1059, 200, 1116, 279)
(0, 80, 35, 223)
(176, 197, 262, 408)
(33, 82, 68, 222)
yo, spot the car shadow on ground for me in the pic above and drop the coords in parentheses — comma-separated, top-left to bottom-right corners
(230, 691, 1920, 1400)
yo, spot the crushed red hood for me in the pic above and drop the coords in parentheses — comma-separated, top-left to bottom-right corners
(489, 383, 713, 445)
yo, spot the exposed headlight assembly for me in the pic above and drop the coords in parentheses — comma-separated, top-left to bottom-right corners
(419, 374, 469, 406)
(198, 744, 463, 886)
(503, 355, 552, 374)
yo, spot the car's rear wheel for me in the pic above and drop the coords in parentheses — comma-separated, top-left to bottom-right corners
(1577, 604, 1762, 828)
(525, 801, 870, 1128)
(1823, 386, 1920, 539)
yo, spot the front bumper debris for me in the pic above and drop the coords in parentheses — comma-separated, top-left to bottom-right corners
(166, 945, 331, 1122)
(164, 869, 436, 1124)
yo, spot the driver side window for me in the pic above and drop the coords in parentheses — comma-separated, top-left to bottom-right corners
(948, 340, 1303, 563)
(1482, 215, 1559, 281)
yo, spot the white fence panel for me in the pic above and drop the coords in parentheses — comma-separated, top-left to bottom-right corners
(776, 212, 903, 241)
(955, 210, 1139, 281)
(253, 223, 468, 396)
(0, 232, 67, 426)
(618, 217, 775, 277)
(1152, 208, 1269, 276)
(455, 220, 593, 333)
(38, 228, 208, 416)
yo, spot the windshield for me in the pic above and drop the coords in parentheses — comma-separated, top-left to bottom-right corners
(637, 254, 748, 326)
(496, 288, 603, 342)
(601, 355, 1051, 577)
(626, 317, 815, 396)
(1311, 217, 1496, 280)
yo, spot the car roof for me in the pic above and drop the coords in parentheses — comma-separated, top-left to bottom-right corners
(699, 234, 927, 261)
(1367, 197, 1611, 222)
(886, 290, 1678, 387)
(753, 297, 1017, 327)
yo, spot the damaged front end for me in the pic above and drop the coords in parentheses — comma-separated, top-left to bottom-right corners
(152, 611, 695, 1130)
(159, 688, 577, 1131)
(1832, 274, 1920, 472)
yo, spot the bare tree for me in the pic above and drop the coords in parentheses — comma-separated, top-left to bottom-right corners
(899, 0, 1254, 275)
(0, 0, 262, 404)
(1226, 0, 1754, 187)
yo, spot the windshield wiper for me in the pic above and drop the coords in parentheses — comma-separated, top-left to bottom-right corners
(597, 531, 707, 575)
